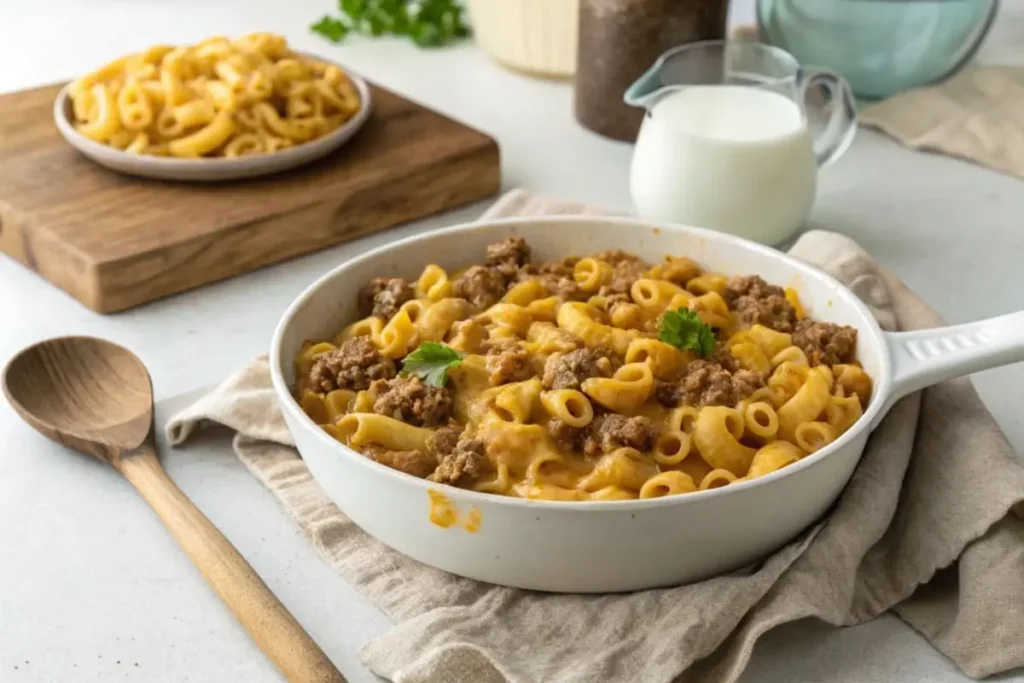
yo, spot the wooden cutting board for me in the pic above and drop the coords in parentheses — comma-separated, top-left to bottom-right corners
(0, 82, 500, 313)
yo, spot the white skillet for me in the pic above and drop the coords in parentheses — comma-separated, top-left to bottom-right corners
(269, 216, 1024, 593)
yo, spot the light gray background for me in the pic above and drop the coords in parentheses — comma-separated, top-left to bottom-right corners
(2, 1, 1023, 681)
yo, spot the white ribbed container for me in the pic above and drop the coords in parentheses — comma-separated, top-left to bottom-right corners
(467, 0, 579, 78)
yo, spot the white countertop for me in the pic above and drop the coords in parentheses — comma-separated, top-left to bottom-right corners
(2, 1, 1023, 681)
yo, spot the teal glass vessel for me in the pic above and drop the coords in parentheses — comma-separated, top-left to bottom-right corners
(757, 0, 999, 100)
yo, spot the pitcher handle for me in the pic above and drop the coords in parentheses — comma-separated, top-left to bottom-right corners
(874, 310, 1024, 426)
(798, 70, 858, 168)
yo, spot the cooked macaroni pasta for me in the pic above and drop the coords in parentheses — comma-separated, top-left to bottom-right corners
(68, 33, 361, 158)
(294, 237, 872, 501)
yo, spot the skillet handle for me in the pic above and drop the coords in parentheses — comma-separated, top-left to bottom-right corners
(879, 310, 1024, 419)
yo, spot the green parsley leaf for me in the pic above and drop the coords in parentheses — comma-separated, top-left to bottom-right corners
(410, 21, 442, 47)
(658, 308, 717, 358)
(342, 0, 366, 16)
(312, 0, 470, 47)
(310, 15, 350, 42)
(400, 342, 465, 386)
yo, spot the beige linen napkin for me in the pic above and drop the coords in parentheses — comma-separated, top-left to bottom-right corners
(167, 190, 1024, 683)
(860, 66, 1024, 181)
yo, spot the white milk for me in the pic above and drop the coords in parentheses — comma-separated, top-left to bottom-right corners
(629, 85, 817, 245)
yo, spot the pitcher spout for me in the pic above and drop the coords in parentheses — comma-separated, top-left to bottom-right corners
(624, 60, 667, 110)
(624, 52, 682, 110)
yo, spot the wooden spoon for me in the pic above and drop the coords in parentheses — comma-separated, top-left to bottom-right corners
(2, 336, 346, 683)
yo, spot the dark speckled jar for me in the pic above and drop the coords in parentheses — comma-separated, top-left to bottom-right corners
(574, 0, 729, 142)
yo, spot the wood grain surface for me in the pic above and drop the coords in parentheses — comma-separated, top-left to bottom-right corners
(2, 336, 348, 682)
(0, 82, 501, 313)
(119, 445, 348, 683)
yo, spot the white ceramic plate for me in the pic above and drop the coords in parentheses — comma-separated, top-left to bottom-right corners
(270, 216, 1024, 592)
(52, 60, 373, 182)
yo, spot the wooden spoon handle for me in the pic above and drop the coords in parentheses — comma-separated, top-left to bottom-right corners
(117, 444, 346, 683)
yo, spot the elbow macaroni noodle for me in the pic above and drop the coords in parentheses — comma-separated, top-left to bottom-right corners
(68, 33, 361, 158)
(295, 246, 874, 502)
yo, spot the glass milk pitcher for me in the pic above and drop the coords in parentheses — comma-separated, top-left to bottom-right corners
(624, 40, 857, 245)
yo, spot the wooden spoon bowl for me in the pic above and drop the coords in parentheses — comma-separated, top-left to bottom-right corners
(4, 336, 153, 463)
(3, 336, 346, 683)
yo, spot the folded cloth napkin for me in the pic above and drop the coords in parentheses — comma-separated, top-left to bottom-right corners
(859, 66, 1024, 182)
(167, 189, 1024, 683)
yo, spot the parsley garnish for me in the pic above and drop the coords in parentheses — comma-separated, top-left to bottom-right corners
(311, 0, 471, 48)
(658, 308, 716, 358)
(400, 342, 465, 386)
(311, 16, 349, 42)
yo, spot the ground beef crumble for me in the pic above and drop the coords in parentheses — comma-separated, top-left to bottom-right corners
(370, 375, 452, 427)
(791, 319, 857, 366)
(546, 413, 657, 457)
(542, 348, 615, 390)
(429, 422, 464, 456)
(582, 414, 657, 457)
(361, 444, 437, 478)
(486, 236, 531, 268)
(430, 438, 489, 485)
(547, 419, 583, 453)
(453, 265, 508, 310)
(307, 336, 395, 392)
(722, 274, 781, 307)
(655, 358, 765, 408)
(485, 343, 535, 385)
(450, 238, 539, 308)
(358, 277, 415, 320)
(709, 348, 739, 373)
(731, 368, 764, 399)
(593, 249, 647, 267)
(518, 257, 584, 300)
(593, 250, 650, 295)
(723, 275, 798, 333)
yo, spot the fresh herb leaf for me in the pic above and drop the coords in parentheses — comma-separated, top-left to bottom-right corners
(400, 342, 465, 386)
(311, 0, 470, 47)
(410, 21, 442, 47)
(310, 15, 350, 42)
(658, 308, 717, 358)
(360, 13, 387, 36)
(342, 0, 366, 16)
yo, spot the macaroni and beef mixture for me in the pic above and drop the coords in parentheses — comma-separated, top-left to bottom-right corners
(294, 237, 871, 501)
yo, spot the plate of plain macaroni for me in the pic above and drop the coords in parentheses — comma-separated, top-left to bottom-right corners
(53, 33, 372, 181)
(291, 235, 871, 502)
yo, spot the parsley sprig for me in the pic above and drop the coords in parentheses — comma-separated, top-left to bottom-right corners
(400, 342, 464, 386)
(658, 308, 716, 358)
(312, 0, 471, 48)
